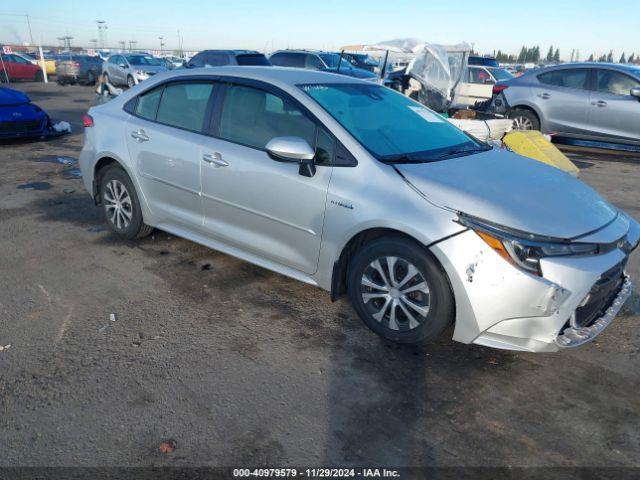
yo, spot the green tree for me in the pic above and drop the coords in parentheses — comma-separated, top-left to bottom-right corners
(628, 53, 636, 64)
(517, 46, 527, 63)
(546, 46, 554, 62)
(619, 52, 626, 63)
(606, 50, 613, 62)
(588, 53, 594, 62)
(553, 48, 560, 63)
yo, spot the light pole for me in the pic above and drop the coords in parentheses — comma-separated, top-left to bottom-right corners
(129, 40, 137, 52)
(97, 20, 107, 49)
(158, 36, 165, 55)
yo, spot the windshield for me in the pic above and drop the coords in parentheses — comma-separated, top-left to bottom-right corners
(488, 68, 514, 81)
(300, 83, 487, 162)
(319, 53, 352, 69)
(126, 55, 161, 66)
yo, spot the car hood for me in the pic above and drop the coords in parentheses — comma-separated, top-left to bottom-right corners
(0, 87, 29, 106)
(396, 148, 617, 239)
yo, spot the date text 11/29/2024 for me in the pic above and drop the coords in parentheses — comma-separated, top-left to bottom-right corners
(232, 468, 401, 478)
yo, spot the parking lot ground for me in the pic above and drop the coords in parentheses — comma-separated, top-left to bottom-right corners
(1, 82, 639, 468)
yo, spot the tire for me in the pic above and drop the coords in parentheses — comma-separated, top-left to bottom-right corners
(34, 70, 44, 82)
(85, 71, 95, 85)
(126, 75, 135, 88)
(509, 108, 540, 131)
(56, 77, 67, 86)
(99, 166, 153, 240)
(347, 237, 455, 344)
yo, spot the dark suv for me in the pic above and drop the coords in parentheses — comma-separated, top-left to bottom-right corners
(186, 50, 271, 68)
(269, 50, 377, 80)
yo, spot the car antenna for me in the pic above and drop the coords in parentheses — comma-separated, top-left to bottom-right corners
(337, 49, 345, 74)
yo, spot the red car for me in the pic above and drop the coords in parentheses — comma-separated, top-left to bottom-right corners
(0, 54, 43, 82)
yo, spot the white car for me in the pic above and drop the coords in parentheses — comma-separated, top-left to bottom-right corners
(79, 67, 639, 352)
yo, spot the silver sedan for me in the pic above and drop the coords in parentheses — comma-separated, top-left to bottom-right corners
(79, 67, 640, 352)
(492, 63, 640, 146)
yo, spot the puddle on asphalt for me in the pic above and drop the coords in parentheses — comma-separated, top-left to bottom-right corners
(62, 168, 83, 179)
(34, 156, 77, 166)
(17, 182, 52, 191)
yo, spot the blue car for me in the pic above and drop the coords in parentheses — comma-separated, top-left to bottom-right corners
(0, 86, 52, 139)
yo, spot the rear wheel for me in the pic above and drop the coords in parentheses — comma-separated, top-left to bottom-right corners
(509, 108, 540, 131)
(347, 237, 455, 344)
(34, 70, 44, 82)
(99, 166, 153, 240)
(85, 71, 96, 85)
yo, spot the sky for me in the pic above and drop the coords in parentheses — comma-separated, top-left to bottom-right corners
(0, 0, 638, 59)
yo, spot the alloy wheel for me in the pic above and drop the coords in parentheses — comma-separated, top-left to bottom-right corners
(103, 179, 133, 230)
(127, 76, 135, 88)
(360, 256, 430, 331)
(512, 116, 534, 130)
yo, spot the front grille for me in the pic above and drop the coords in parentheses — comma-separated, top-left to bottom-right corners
(0, 119, 43, 133)
(574, 259, 627, 328)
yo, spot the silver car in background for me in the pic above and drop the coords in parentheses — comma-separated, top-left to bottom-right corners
(492, 63, 640, 146)
(79, 67, 639, 352)
(102, 53, 168, 88)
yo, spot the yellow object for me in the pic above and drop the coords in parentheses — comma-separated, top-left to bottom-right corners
(503, 130, 579, 176)
(42, 59, 56, 76)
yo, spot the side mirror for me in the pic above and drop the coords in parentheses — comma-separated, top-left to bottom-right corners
(119, 63, 127, 68)
(631, 87, 640, 100)
(266, 136, 316, 177)
(484, 78, 496, 85)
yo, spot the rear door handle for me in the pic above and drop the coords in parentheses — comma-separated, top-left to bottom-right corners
(537, 93, 551, 100)
(202, 152, 229, 168)
(130, 129, 149, 142)
(592, 100, 608, 108)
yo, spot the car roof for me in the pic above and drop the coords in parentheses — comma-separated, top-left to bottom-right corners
(197, 50, 262, 55)
(147, 66, 369, 86)
(541, 62, 640, 73)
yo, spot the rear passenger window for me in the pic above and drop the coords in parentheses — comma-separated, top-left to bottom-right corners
(135, 86, 163, 120)
(219, 85, 315, 149)
(156, 83, 214, 132)
(538, 69, 588, 90)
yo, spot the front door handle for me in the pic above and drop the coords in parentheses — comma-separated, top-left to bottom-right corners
(591, 100, 608, 108)
(537, 93, 551, 100)
(130, 129, 149, 142)
(202, 152, 229, 168)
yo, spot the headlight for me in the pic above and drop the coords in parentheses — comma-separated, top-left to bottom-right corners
(135, 70, 147, 76)
(460, 215, 599, 275)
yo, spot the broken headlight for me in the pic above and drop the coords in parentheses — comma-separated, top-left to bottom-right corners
(459, 215, 599, 275)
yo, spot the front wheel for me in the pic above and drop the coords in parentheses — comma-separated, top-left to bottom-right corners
(126, 75, 135, 88)
(99, 166, 153, 240)
(34, 70, 44, 82)
(347, 237, 455, 344)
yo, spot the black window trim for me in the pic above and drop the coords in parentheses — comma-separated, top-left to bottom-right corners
(122, 74, 356, 166)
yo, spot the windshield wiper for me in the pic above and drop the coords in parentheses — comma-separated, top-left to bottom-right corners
(433, 145, 492, 160)
(379, 154, 432, 164)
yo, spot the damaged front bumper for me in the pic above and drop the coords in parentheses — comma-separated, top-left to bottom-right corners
(555, 275, 633, 348)
(429, 221, 638, 353)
